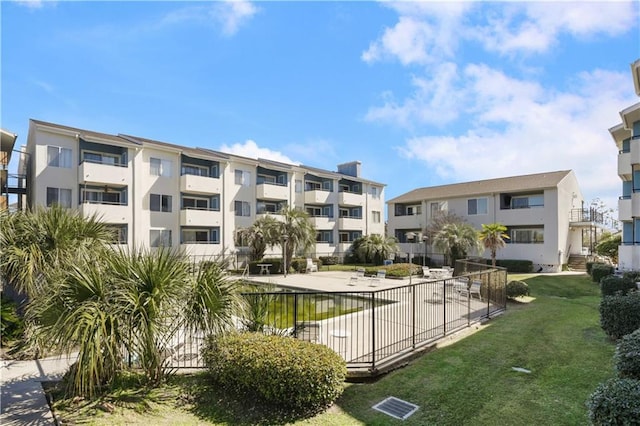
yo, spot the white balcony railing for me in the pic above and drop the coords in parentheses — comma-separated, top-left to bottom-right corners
(79, 161, 129, 185)
(256, 182, 289, 200)
(180, 174, 221, 194)
(304, 189, 331, 204)
(79, 202, 130, 223)
(338, 191, 363, 206)
(180, 208, 222, 226)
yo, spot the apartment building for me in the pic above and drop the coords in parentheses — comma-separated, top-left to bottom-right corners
(610, 59, 640, 270)
(25, 119, 386, 261)
(387, 170, 600, 272)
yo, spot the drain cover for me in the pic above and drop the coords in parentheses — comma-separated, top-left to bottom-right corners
(372, 396, 419, 420)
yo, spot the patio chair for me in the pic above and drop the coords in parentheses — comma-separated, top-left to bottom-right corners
(348, 267, 365, 285)
(369, 270, 386, 287)
(295, 321, 321, 344)
(306, 258, 318, 273)
(455, 279, 482, 300)
(422, 266, 431, 278)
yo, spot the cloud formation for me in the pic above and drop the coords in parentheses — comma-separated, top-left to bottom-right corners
(219, 140, 296, 165)
(212, 1, 258, 37)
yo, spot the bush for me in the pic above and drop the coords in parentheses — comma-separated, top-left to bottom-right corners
(591, 263, 614, 283)
(365, 263, 421, 278)
(1, 294, 23, 345)
(600, 292, 640, 340)
(506, 280, 530, 299)
(615, 329, 640, 380)
(601, 275, 638, 297)
(587, 378, 640, 425)
(319, 256, 339, 266)
(202, 333, 347, 410)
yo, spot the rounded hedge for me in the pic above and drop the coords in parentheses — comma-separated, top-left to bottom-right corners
(506, 280, 530, 299)
(600, 292, 640, 340)
(587, 378, 640, 425)
(202, 332, 347, 410)
(615, 329, 640, 380)
(601, 275, 637, 297)
(591, 264, 614, 284)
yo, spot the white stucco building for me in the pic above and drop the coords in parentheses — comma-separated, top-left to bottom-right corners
(387, 170, 604, 272)
(25, 119, 386, 262)
(610, 59, 640, 271)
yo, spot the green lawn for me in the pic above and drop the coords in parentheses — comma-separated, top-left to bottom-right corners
(49, 273, 615, 425)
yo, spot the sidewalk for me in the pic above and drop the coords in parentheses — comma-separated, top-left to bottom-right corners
(1, 353, 76, 425)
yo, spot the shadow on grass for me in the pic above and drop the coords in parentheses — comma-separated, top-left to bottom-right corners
(183, 373, 326, 426)
(523, 274, 597, 299)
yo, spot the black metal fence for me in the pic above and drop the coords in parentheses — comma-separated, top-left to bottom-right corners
(166, 260, 507, 375)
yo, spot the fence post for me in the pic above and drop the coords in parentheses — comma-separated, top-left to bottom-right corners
(412, 284, 416, 349)
(371, 291, 376, 371)
(442, 280, 447, 336)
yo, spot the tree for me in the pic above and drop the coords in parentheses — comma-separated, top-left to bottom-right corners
(268, 207, 316, 273)
(355, 234, 398, 265)
(595, 233, 621, 264)
(478, 223, 509, 267)
(237, 215, 280, 261)
(0, 206, 112, 300)
(433, 223, 480, 266)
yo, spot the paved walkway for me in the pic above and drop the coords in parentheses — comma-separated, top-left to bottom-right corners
(1, 353, 76, 425)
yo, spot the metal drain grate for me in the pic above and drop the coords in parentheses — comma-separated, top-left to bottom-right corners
(372, 396, 419, 420)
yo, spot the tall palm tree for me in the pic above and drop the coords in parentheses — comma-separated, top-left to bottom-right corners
(433, 223, 480, 266)
(356, 234, 398, 265)
(479, 223, 509, 267)
(270, 207, 316, 273)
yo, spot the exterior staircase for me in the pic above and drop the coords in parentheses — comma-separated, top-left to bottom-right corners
(567, 255, 587, 272)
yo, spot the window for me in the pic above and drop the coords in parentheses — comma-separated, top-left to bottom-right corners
(48, 146, 72, 168)
(150, 229, 172, 247)
(623, 221, 633, 245)
(511, 195, 544, 209)
(150, 158, 172, 177)
(181, 227, 219, 244)
(257, 201, 280, 214)
(107, 225, 128, 244)
(635, 219, 640, 244)
(430, 202, 441, 218)
(83, 151, 120, 166)
(295, 180, 302, 193)
(82, 188, 123, 205)
(234, 170, 251, 186)
(234, 201, 251, 217)
(46, 187, 72, 208)
(407, 205, 421, 216)
(468, 198, 488, 215)
(370, 186, 379, 199)
(339, 231, 361, 243)
(509, 227, 544, 244)
(372, 211, 381, 223)
(623, 181, 633, 199)
(181, 194, 218, 210)
(316, 230, 333, 243)
(150, 194, 172, 212)
(181, 164, 209, 177)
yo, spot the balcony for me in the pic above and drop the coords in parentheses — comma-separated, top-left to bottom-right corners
(181, 243, 222, 259)
(619, 196, 632, 221)
(338, 191, 363, 206)
(305, 189, 331, 204)
(338, 216, 363, 229)
(256, 182, 289, 201)
(79, 161, 129, 185)
(180, 174, 221, 194)
(634, 192, 640, 217)
(618, 151, 632, 178)
(309, 215, 333, 229)
(79, 201, 130, 224)
(180, 208, 222, 226)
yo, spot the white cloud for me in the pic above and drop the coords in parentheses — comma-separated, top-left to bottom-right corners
(12, 0, 48, 9)
(211, 1, 258, 37)
(396, 66, 635, 207)
(218, 140, 296, 165)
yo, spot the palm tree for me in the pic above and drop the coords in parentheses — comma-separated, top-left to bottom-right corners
(270, 207, 316, 273)
(433, 223, 480, 266)
(237, 215, 280, 261)
(356, 234, 398, 265)
(0, 206, 112, 300)
(479, 223, 509, 267)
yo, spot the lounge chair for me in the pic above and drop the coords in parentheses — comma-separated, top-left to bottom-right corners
(306, 258, 318, 273)
(370, 270, 386, 287)
(348, 268, 365, 285)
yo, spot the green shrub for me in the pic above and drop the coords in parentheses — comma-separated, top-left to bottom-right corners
(203, 333, 347, 410)
(1, 294, 23, 345)
(587, 378, 640, 425)
(601, 275, 637, 297)
(319, 256, 339, 266)
(591, 264, 614, 283)
(615, 329, 640, 380)
(600, 292, 640, 340)
(494, 259, 533, 273)
(365, 263, 421, 278)
(506, 280, 530, 299)
(586, 261, 599, 275)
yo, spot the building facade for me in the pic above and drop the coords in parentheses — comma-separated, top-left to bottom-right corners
(387, 170, 601, 272)
(25, 119, 386, 262)
(610, 59, 640, 270)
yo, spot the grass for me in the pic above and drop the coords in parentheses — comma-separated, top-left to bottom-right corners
(48, 273, 615, 425)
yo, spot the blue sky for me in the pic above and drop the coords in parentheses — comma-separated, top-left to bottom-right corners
(2, 0, 639, 215)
